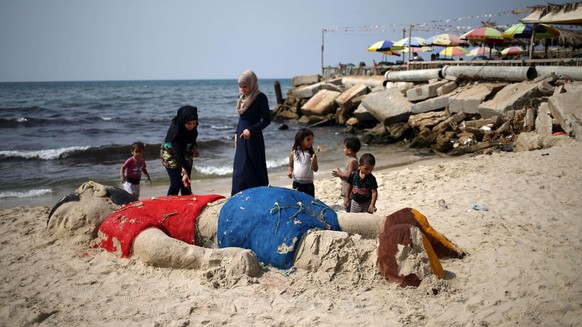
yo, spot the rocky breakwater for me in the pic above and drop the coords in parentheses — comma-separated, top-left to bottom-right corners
(273, 66, 582, 155)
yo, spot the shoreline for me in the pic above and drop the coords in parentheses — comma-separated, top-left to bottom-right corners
(0, 143, 443, 209)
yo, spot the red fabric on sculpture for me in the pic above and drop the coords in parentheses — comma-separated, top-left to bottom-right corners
(99, 194, 224, 257)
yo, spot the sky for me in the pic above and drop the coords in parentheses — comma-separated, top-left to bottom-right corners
(0, 0, 573, 82)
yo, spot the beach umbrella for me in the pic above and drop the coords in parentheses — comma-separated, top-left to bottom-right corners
(395, 36, 426, 48)
(500, 46, 525, 56)
(502, 23, 559, 40)
(439, 46, 469, 57)
(423, 33, 466, 46)
(467, 47, 498, 57)
(367, 40, 403, 52)
(381, 50, 402, 56)
(460, 27, 504, 43)
(401, 46, 433, 53)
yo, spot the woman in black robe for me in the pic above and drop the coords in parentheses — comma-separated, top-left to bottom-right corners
(161, 105, 199, 195)
(231, 70, 271, 195)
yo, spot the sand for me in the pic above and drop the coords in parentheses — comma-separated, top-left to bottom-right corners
(1, 141, 581, 326)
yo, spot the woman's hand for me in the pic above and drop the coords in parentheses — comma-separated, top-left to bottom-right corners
(240, 129, 251, 140)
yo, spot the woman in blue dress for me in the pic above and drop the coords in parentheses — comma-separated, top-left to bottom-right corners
(231, 70, 271, 195)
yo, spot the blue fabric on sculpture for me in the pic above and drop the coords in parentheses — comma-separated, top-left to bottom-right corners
(217, 186, 340, 269)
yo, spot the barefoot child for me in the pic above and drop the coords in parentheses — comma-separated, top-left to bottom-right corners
(332, 136, 361, 211)
(120, 141, 151, 199)
(288, 128, 318, 197)
(345, 153, 378, 214)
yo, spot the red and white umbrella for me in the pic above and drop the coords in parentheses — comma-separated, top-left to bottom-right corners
(500, 46, 525, 56)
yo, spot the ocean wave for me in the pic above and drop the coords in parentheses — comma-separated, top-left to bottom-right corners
(210, 125, 233, 130)
(0, 146, 90, 160)
(194, 164, 231, 176)
(0, 188, 52, 199)
(267, 157, 288, 169)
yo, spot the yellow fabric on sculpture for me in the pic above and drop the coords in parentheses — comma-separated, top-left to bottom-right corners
(411, 208, 464, 259)
(422, 234, 445, 278)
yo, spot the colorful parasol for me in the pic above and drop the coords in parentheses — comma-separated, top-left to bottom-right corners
(460, 27, 504, 43)
(468, 47, 499, 57)
(502, 23, 559, 39)
(401, 46, 433, 53)
(395, 36, 426, 48)
(439, 46, 469, 57)
(423, 33, 466, 46)
(500, 46, 525, 56)
(368, 40, 403, 52)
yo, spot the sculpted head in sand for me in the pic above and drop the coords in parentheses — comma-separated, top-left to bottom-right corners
(47, 182, 464, 287)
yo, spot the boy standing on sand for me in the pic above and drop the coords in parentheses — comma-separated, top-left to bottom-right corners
(120, 141, 151, 199)
(345, 153, 378, 214)
(332, 136, 360, 211)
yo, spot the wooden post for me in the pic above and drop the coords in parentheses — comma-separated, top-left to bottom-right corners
(321, 29, 325, 76)
(528, 23, 536, 59)
(274, 81, 283, 105)
(408, 24, 413, 70)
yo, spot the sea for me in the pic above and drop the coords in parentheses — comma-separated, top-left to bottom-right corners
(0, 79, 434, 208)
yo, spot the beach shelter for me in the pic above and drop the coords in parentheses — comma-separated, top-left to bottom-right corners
(521, 3, 582, 58)
(521, 3, 582, 25)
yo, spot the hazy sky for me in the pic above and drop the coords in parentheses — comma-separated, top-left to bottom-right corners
(0, 0, 570, 82)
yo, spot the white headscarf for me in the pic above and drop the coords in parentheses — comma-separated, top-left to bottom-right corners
(236, 70, 260, 115)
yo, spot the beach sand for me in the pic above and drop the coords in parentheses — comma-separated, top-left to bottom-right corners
(1, 142, 581, 326)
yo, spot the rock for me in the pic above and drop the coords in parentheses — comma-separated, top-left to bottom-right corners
(449, 83, 506, 114)
(547, 82, 582, 140)
(535, 102, 553, 138)
(301, 89, 341, 116)
(353, 104, 378, 124)
(478, 81, 544, 118)
(406, 80, 449, 102)
(292, 74, 320, 87)
(361, 88, 412, 124)
(515, 131, 543, 151)
(411, 95, 450, 114)
(335, 83, 370, 113)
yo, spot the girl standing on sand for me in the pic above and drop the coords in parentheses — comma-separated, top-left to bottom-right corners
(288, 128, 319, 197)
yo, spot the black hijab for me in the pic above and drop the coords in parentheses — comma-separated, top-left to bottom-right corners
(164, 105, 198, 144)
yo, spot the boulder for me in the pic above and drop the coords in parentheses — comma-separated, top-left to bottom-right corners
(515, 131, 543, 152)
(301, 89, 341, 116)
(437, 81, 458, 96)
(292, 74, 320, 87)
(335, 83, 370, 113)
(411, 94, 450, 114)
(449, 83, 506, 114)
(361, 88, 413, 124)
(406, 80, 449, 102)
(547, 82, 582, 140)
(535, 102, 553, 138)
(478, 81, 544, 118)
(353, 104, 378, 124)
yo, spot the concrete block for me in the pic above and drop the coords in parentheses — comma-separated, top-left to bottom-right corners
(478, 81, 543, 118)
(301, 89, 341, 116)
(292, 74, 320, 87)
(361, 88, 412, 124)
(411, 95, 450, 114)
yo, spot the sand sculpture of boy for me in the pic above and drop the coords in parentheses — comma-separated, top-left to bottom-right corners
(47, 181, 463, 287)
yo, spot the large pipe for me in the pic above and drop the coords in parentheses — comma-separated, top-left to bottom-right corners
(384, 68, 442, 82)
(442, 65, 535, 82)
(535, 66, 582, 81)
